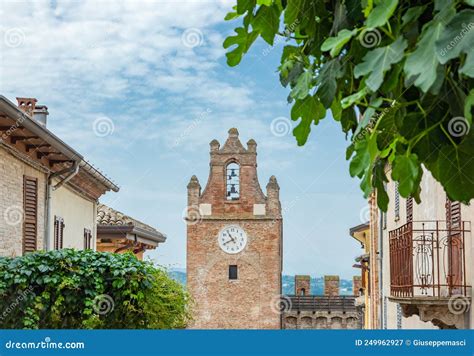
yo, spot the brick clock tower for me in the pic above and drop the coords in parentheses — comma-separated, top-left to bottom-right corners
(186, 128, 282, 329)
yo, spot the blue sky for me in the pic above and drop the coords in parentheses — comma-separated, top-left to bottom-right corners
(1, 0, 367, 278)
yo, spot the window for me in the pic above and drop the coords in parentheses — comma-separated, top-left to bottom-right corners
(54, 216, 65, 249)
(394, 182, 400, 221)
(229, 265, 238, 280)
(406, 196, 413, 222)
(84, 228, 92, 249)
(226, 162, 240, 200)
(300, 288, 306, 296)
(23, 176, 38, 254)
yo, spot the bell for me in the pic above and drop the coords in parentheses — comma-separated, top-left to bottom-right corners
(228, 175, 232, 180)
(230, 169, 237, 177)
(230, 184, 237, 194)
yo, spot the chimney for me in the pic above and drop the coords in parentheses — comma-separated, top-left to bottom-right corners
(295, 275, 311, 296)
(324, 275, 340, 297)
(16, 97, 37, 117)
(16, 97, 49, 126)
(33, 105, 49, 127)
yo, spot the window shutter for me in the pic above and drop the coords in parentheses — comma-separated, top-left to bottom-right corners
(394, 182, 400, 221)
(54, 216, 64, 249)
(406, 196, 413, 222)
(23, 176, 38, 254)
(84, 228, 92, 249)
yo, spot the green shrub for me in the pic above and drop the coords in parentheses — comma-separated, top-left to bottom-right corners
(0, 249, 191, 329)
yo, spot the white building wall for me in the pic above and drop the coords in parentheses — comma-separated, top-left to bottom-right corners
(49, 179, 96, 250)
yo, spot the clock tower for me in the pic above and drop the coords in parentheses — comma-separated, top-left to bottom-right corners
(186, 128, 282, 329)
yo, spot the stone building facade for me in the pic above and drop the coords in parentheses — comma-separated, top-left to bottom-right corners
(282, 275, 362, 329)
(186, 128, 282, 329)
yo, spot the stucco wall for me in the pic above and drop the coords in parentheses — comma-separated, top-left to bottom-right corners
(49, 179, 96, 250)
(0, 147, 46, 257)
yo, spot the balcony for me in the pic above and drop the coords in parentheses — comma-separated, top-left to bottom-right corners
(389, 220, 471, 328)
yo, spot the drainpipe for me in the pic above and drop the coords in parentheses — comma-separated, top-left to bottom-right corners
(378, 207, 384, 329)
(44, 161, 79, 251)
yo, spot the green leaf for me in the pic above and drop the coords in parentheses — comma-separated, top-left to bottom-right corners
(315, 59, 342, 108)
(290, 70, 313, 100)
(391, 154, 420, 197)
(284, 0, 303, 25)
(252, 4, 280, 45)
(224, 11, 240, 21)
(435, 10, 474, 77)
(373, 159, 389, 211)
(404, 6, 455, 92)
(350, 139, 370, 177)
(401, 5, 427, 28)
(290, 95, 326, 145)
(437, 134, 474, 202)
(465, 89, 474, 125)
(354, 37, 407, 91)
(237, 0, 255, 14)
(341, 87, 368, 109)
(366, 0, 398, 28)
(257, 0, 272, 5)
(321, 29, 357, 57)
(223, 27, 259, 66)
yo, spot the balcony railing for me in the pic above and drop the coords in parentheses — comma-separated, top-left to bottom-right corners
(389, 220, 471, 298)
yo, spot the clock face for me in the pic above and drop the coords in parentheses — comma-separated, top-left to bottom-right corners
(218, 225, 247, 254)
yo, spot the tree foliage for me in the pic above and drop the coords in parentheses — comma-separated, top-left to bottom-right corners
(224, 0, 474, 209)
(0, 249, 191, 329)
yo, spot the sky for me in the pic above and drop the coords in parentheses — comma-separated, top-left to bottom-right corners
(0, 0, 368, 279)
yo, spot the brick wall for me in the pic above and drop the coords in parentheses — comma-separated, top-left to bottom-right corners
(295, 275, 311, 296)
(324, 275, 340, 296)
(0, 147, 46, 256)
(353, 276, 362, 296)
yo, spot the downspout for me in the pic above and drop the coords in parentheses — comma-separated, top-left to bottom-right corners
(44, 161, 80, 251)
(378, 207, 384, 329)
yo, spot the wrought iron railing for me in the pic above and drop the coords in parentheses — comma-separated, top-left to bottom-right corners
(389, 220, 471, 298)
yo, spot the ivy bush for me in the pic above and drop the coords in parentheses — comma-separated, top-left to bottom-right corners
(0, 249, 191, 329)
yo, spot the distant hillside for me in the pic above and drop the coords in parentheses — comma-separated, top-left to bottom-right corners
(168, 270, 353, 296)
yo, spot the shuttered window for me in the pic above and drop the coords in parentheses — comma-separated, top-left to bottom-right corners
(23, 175, 38, 254)
(54, 216, 65, 249)
(84, 228, 92, 249)
(394, 182, 400, 221)
(406, 196, 413, 222)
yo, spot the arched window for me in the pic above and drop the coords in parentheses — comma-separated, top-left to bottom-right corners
(226, 162, 240, 200)
(299, 288, 306, 296)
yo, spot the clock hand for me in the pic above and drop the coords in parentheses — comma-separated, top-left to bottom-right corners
(228, 233, 236, 242)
